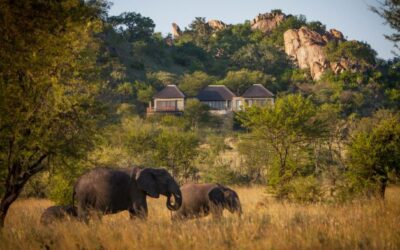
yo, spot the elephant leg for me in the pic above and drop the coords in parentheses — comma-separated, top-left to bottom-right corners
(77, 205, 89, 224)
(130, 200, 148, 219)
(210, 206, 223, 220)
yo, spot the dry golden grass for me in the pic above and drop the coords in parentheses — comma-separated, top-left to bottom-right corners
(1, 186, 400, 250)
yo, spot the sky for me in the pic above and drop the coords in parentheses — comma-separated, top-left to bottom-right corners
(109, 0, 397, 60)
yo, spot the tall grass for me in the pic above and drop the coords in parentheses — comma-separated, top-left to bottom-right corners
(1, 186, 399, 249)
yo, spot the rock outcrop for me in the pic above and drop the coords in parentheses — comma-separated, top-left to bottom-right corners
(207, 20, 227, 31)
(172, 19, 227, 39)
(251, 12, 286, 33)
(172, 23, 182, 38)
(284, 27, 349, 80)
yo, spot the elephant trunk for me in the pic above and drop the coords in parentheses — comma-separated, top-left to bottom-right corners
(237, 204, 243, 217)
(166, 190, 182, 211)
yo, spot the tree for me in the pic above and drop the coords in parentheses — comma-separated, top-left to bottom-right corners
(183, 99, 211, 130)
(307, 21, 327, 34)
(371, 0, 400, 54)
(238, 94, 328, 197)
(108, 12, 155, 42)
(146, 71, 178, 87)
(178, 71, 216, 97)
(325, 40, 377, 67)
(217, 69, 274, 96)
(172, 42, 209, 69)
(0, 0, 105, 227)
(232, 43, 291, 78)
(237, 138, 270, 183)
(155, 130, 200, 182)
(188, 17, 212, 47)
(347, 111, 400, 199)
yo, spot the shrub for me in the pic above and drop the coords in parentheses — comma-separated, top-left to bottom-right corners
(286, 176, 322, 203)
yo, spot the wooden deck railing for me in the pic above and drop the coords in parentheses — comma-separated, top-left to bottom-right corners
(147, 106, 181, 113)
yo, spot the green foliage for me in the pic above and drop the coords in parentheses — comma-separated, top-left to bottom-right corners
(238, 94, 329, 199)
(271, 9, 284, 15)
(21, 173, 49, 199)
(172, 42, 209, 70)
(285, 176, 322, 203)
(155, 129, 200, 181)
(306, 21, 327, 34)
(264, 15, 307, 46)
(1, 2, 399, 210)
(157, 115, 189, 130)
(371, 0, 400, 53)
(183, 99, 211, 129)
(325, 41, 377, 67)
(146, 71, 178, 87)
(232, 43, 292, 78)
(136, 84, 155, 103)
(208, 23, 256, 58)
(202, 160, 244, 185)
(187, 17, 213, 47)
(237, 137, 270, 184)
(178, 71, 216, 97)
(346, 111, 400, 198)
(0, 0, 106, 220)
(108, 12, 155, 42)
(48, 174, 72, 205)
(124, 118, 160, 161)
(217, 69, 274, 95)
(200, 135, 248, 185)
(385, 88, 400, 108)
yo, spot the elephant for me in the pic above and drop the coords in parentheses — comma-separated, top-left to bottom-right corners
(172, 183, 242, 220)
(73, 167, 182, 221)
(40, 205, 78, 225)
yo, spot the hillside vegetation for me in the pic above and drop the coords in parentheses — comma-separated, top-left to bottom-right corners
(0, 0, 399, 239)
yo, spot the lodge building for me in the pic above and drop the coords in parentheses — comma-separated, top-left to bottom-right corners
(147, 84, 275, 115)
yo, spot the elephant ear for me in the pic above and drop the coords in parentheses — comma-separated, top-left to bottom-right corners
(208, 187, 225, 207)
(134, 168, 160, 198)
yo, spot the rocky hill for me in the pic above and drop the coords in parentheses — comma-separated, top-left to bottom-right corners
(171, 11, 365, 80)
(250, 12, 287, 33)
(284, 27, 352, 80)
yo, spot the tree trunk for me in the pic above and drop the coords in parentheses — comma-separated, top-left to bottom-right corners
(0, 154, 48, 227)
(0, 191, 20, 227)
(379, 180, 387, 199)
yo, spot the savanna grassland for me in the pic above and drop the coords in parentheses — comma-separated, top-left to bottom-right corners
(1, 186, 400, 250)
(1, 1, 400, 250)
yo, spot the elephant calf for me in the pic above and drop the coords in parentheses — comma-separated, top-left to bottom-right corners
(40, 205, 77, 225)
(172, 183, 242, 220)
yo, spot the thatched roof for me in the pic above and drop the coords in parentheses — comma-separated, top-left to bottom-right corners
(241, 84, 274, 98)
(153, 85, 185, 99)
(197, 85, 236, 101)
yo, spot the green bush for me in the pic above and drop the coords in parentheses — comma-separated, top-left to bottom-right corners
(203, 160, 250, 185)
(48, 174, 74, 205)
(21, 172, 50, 199)
(286, 176, 322, 203)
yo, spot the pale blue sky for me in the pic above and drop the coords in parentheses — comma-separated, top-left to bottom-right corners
(109, 0, 397, 60)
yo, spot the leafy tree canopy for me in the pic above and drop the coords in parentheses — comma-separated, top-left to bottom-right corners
(0, 0, 106, 226)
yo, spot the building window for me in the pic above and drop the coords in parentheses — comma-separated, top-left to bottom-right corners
(246, 99, 267, 107)
(202, 101, 227, 110)
(156, 100, 177, 110)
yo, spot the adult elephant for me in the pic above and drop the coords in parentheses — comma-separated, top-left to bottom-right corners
(172, 183, 242, 220)
(73, 167, 182, 221)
